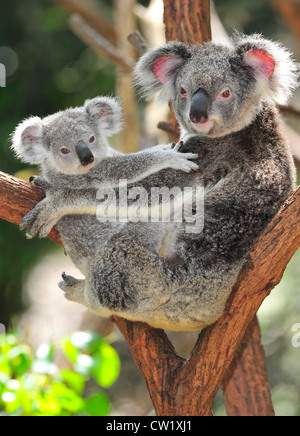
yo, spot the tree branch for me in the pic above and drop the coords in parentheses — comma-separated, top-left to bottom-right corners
(50, 0, 117, 44)
(222, 316, 275, 416)
(69, 14, 134, 74)
(272, 0, 300, 45)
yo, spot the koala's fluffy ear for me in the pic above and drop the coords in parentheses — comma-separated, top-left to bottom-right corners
(134, 41, 192, 102)
(85, 97, 123, 137)
(11, 117, 45, 165)
(234, 33, 299, 105)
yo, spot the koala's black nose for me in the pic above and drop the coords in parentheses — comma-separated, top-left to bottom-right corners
(75, 142, 94, 166)
(190, 88, 210, 124)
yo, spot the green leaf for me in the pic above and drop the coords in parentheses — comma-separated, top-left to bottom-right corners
(85, 392, 110, 417)
(7, 345, 32, 377)
(60, 369, 85, 395)
(35, 344, 54, 362)
(51, 383, 85, 413)
(61, 338, 79, 364)
(92, 343, 120, 388)
(36, 391, 61, 416)
(74, 354, 94, 377)
(70, 331, 103, 353)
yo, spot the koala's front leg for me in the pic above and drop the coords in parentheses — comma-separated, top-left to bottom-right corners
(29, 176, 52, 190)
(20, 191, 65, 239)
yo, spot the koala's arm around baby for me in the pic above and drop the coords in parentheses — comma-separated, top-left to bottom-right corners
(40, 142, 199, 191)
(21, 142, 199, 238)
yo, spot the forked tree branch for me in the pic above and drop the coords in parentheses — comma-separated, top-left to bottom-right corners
(0, 171, 298, 415)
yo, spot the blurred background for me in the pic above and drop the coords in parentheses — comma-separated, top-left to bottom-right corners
(0, 0, 299, 416)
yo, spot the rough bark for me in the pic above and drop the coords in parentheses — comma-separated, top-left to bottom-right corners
(222, 316, 275, 416)
(164, 0, 211, 44)
(0, 172, 61, 245)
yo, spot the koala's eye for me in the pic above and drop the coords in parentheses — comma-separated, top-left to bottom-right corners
(180, 87, 188, 98)
(61, 148, 70, 155)
(217, 89, 231, 101)
(89, 135, 95, 143)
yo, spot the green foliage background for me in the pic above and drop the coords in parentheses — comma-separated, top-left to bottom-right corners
(0, 0, 299, 416)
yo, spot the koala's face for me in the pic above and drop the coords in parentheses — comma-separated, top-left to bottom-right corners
(44, 111, 99, 175)
(173, 46, 261, 137)
(135, 35, 297, 138)
(12, 97, 122, 175)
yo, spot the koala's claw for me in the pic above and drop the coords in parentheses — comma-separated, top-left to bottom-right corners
(61, 272, 80, 287)
(39, 220, 57, 238)
(29, 176, 51, 190)
(59, 274, 85, 303)
(20, 207, 40, 232)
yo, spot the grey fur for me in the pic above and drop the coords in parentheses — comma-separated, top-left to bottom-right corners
(14, 35, 297, 331)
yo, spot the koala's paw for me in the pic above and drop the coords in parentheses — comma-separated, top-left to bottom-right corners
(20, 198, 58, 239)
(29, 176, 51, 191)
(59, 273, 85, 303)
(167, 144, 199, 173)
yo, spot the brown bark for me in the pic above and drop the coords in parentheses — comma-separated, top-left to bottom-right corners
(164, 0, 211, 44)
(0, 171, 61, 245)
(222, 317, 275, 416)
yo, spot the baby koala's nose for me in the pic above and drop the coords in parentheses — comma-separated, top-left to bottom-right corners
(75, 142, 94, 166)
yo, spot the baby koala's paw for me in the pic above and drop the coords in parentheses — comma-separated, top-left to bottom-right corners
(29, 176, 52, 191)
(20, 197, 59, 239)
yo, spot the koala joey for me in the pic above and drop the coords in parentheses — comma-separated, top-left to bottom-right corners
(12, 95, 199, 284)
(12, 96, 199, 238)
(16, 34, 298, 331)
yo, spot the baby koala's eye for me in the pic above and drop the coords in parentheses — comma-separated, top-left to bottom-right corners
(61, 147, 70, 155)
(217, 89, 231, 101)
(89, 135, 95, 143)
(180, 87, 188, 98)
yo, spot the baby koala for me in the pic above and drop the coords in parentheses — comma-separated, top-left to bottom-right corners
(12, 96, 199, 276)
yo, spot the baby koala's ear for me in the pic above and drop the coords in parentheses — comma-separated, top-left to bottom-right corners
(85, 97, 123, 137)
(11, 117, 45, 165)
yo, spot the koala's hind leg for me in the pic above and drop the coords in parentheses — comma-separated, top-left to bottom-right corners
(85, 234, 179, 319)
(59, 272, 114, 318)
(59, 272, 86, 304)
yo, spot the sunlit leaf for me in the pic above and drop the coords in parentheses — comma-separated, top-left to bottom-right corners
(74, 354, 94, 377)
(51, 383, 85, 413)
(60, 369, 85, 395)
(35, 344, 54, 362)
(7, 345, 32, 377)
(92, 343, 120, 388)
(61, 338, 79, 364)
(71, 331, 103, 353)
